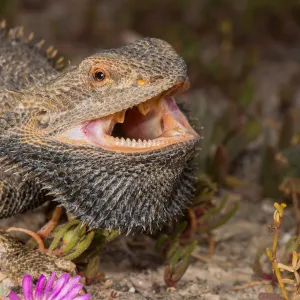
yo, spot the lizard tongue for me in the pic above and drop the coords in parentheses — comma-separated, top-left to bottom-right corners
(84, 116, 115, 146)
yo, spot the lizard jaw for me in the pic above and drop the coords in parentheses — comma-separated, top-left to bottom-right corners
(61, 96, 198, 153)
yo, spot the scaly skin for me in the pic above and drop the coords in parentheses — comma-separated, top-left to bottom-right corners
(0, 231, 76, 294)
(0, 22, 200, 287)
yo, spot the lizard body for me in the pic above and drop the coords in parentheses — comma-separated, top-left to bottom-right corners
(0, 23, 199, 287)
(0, 231, 76, 295)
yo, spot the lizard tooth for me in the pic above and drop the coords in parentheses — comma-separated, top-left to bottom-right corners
(114, 110, 126, 123)
(137, 139, 143, 147)
(115, 137, 120, 146)
(120, 137, 126, 146)
(126, 138, 131, 146)
(138, 102, 151, 115)
(131, 139, 137, 147)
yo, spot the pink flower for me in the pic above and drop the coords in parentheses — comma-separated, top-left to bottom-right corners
(7, 273, 89, 300)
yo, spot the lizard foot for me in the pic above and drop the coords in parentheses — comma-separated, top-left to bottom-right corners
(37, 206, 63, 240)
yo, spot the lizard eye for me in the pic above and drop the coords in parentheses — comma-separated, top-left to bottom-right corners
(93, 70, 105, 82)
(89, 65, 109, 87)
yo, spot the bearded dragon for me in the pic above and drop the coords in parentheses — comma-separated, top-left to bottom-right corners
(0, 22, 199, 288)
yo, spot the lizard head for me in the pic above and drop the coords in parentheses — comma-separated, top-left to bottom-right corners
(1, 38, 200, 233)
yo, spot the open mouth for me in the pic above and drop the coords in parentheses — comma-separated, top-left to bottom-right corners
(61, 92, 198, 153)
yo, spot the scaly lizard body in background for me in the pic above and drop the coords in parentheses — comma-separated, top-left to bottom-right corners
(0, 22, 199, 289)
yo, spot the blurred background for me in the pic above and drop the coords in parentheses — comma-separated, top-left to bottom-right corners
(2, 0, 300, 88)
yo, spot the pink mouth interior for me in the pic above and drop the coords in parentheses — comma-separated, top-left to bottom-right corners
(61, 97, 198, 152)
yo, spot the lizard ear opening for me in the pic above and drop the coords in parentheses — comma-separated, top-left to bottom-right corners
(36, 110, 50, 129)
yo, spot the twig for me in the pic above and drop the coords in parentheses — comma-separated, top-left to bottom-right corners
(188, 208, 197, 240)
(37, 207, 63, 239)
(190, 253, 211, 263)
(232, 280, 270, 291)
(208, 234, 215, 258)
(7, 227, 46, 253)
(266, 203, 289, 300)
